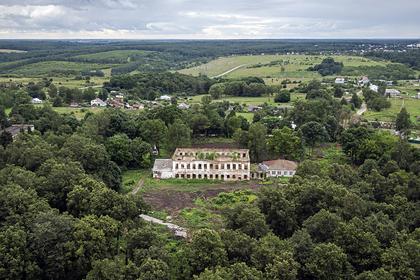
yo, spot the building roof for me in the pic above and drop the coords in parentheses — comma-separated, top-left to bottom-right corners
(2, 124, 34, 138)
(260, 159, 298, 171)
(173, 148, 250, 162)
(153, 159, 173, 172)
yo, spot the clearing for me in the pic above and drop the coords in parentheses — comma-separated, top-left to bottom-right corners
(364, 97, 420, 123)
(179, 54, 389, 81)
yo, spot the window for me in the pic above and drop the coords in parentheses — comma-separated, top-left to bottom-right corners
(215, 174, 219, 179)
(242, 153, 246, 158)
(187, 164, 190, 169)
(175, 164, 179, 169)
(198, 164, 202, 169)
(232, 164, 236, 169)
(181, 174, 185, 178)
(198, 174, 202, 179)
(215, 165, 219, 170)
(244, 175, 248, 179)
(226, 164, 230, 170)
(220, 164, 224, 169)
(232, 175, 236, 179)
(238, 176, 242, 180)
(244, 165, 248, 170)
(221, 175, 224, 180)
(175, 174, 179, 178)
(210, 164, 213, 169)
(209, 174, 213, 179)
(204, 164, 207, 169)
(226, 175, 230, 179)
(193, 164, 196, 170)
(204, 174, 207, 179)
(181, 164, 184, 169)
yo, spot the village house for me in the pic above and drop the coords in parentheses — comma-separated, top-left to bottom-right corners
(252, 159, 298, 179)
(369, 84, 379, 92)
(1, 124, 35, 139)
(153, 148, 251, 181)
(358, 76, 370, 86)
(385, 89, 401, 98)
(159, 95, 172, 101)
(31, 97, 43, 104)
(335, 77, 345, 84)
(90, 98, 107, 107)
(177, 102, 190, 110)
(248, 105, 262, 112)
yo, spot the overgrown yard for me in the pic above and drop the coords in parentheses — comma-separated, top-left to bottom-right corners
(364, 97, 420, 123)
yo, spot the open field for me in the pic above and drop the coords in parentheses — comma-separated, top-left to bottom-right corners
(6, 61, 116, 76)
(0, 74, 110, 88)
(191, 92, 306, 106)
(72, 50, 152, 63)
(43, 106, 105, 119)
(0, 49, 27, 53)
(179, 54, 390, 80)
(364, 97, 420, 123)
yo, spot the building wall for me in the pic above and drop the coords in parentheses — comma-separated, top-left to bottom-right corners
(266, 169, 296, 177)
(172, 160, 250, 181)
(153, 170, 173, 179)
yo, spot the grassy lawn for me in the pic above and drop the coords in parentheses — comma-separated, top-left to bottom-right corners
(190, 93, 305, 106)
(72, 50, 152, 63)
(236, 112, 254, 122)
(50, 107, 105, 119)
(179, 54, 389, 80)
(364, 97, 420, 123)
(121, 169, 150, 194)
(5, 61, 117, 76)
(0, 75, 110, 89)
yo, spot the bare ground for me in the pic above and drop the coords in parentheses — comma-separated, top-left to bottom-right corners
(142, 181, 261, 215)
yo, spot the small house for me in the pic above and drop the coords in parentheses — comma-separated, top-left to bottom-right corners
(385, 89, 401, 98)
(90, 98, 107, 107)
(31, 98, 43, 104)
(153, 159, 174, 179)
(369, 85, 379, 92)
(248, 105, 262, 112)
(358, 76, 370, 86)
(335, 77, 345, 84)
(1, 124, 35, 139)
(177, 102, 190, 110)
(258, 159, 298, 178)
(159, 95, 172, 101)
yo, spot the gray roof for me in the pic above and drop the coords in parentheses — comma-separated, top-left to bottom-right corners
(153, 159, 173, 172)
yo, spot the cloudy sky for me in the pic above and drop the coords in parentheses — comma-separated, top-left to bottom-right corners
(0, 0, 419, 39)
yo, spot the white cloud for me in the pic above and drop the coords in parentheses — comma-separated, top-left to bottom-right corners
(0, 0, 419, 38)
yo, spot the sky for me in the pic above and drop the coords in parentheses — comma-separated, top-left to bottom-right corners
(0, 0, 419, 39)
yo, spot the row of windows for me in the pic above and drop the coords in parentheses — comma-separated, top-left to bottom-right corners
(177, 152, 247, 158)
(175, 162, 248, 170)
(270, 170, 295, 176)
(175, 173, 248, 180)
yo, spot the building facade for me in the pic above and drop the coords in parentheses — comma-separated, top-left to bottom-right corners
(153, 148, 251, 181)
(252, 159, 298, 179)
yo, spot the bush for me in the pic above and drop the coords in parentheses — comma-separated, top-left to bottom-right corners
(274, 91, 291, 103)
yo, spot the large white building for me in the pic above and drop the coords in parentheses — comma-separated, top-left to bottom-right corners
(153, 148, 251, 181)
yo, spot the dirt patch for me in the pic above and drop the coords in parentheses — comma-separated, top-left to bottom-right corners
(142, 181, 260, 215)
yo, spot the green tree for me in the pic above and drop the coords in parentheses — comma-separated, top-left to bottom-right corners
(139, 119, 168, 147)
(138, 258, 170, 280)
(0, 131, 13, 147)
(167, 119, 191, 151)
(209, 83, 225, 99)
(224, 204, 269, 239)
(106, 133, 132, 166)
(189, 229, 227, 274)
(268, 127, 304, 160)
(248, 122, 267, 162)
(306, 243, 352, 280)
(303, 209, 342, 243)
(265, 253, 300, 280)
(274, 90, 291, 103)
(395, 107, 411, 133)
(299, 121, 329, 148)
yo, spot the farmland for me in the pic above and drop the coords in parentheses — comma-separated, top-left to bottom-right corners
(190, 93, 306, 106)
(364, 97, 420, 123)
(179, 54, 390, 80)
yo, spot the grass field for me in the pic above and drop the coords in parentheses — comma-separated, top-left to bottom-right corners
(0, 49, 27, 53)
(7, 61, 116, 76)
(179, 54, 389, 80)
(49, 107, 105, 119)
(72, 50, 152, 63)
(191, 93, 306, 106)
(364, 97, 420, 123)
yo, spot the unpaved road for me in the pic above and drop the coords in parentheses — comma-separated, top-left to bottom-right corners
(212, 64, 247, 78)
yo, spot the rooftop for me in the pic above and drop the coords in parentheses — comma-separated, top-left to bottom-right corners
(152, 159, 173, 172)
(260, 159, 298, 171)
(173, 148, 250, 162)
(2, 124, 34, 138)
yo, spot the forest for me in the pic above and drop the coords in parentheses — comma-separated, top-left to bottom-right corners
(1, 61, 419, 280)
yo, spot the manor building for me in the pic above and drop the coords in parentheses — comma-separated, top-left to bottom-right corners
(153, 148, 251, 181)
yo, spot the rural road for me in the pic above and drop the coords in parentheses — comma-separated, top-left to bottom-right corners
(140, 214, 188, 238)
(212, 64, 247, 78)
(356, 90, 367, 116)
